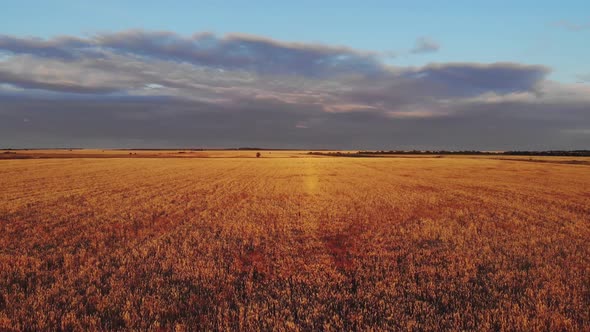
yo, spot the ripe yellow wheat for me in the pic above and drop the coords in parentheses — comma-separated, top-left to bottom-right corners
(0, 155, 588, 330)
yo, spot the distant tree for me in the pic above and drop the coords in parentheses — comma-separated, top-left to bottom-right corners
(256, 152, 261, 158)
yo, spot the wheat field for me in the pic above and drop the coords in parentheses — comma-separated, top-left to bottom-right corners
(0, 153, 589, 330)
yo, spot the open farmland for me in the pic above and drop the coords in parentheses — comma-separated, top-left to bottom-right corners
(0, 153, 589, 330)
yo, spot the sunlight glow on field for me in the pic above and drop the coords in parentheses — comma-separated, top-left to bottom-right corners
(303, 160, 320, 195)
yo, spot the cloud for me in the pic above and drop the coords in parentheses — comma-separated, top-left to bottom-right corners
(552, 20, 590, 31)
(2, 87, 588, 150)
(0, 67, 121, 94)
(0, 30, 588, 149)
(0, 31, 385, 78)
(0, 35, 94, 60)
(407, 63, 549, 95)
(410, 37, 440, 54)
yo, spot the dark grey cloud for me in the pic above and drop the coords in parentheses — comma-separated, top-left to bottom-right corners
(0, 30, 588, 149)
(407, 63, 549, 95)
(1, 93, 588, 150)
(410, 37, 440, 54)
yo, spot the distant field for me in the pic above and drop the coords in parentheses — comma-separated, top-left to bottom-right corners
(0, 155, 589, 330)
(2, 149, 589, 165)
(0, 149, 321, 159)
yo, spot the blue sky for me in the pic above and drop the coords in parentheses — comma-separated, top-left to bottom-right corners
(2, 0, 588, 82)
(0, 1, 589, 149)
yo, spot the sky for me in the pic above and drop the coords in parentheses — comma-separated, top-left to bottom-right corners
(0, 1, 589, 149)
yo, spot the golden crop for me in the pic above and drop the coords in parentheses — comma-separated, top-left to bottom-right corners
(0, 153, 589, 330)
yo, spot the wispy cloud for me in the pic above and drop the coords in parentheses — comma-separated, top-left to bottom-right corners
(410, 37, 440, 54)
(552, 20, 590, 31)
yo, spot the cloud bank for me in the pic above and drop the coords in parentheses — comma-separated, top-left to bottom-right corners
(0, 30, 588, 149)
